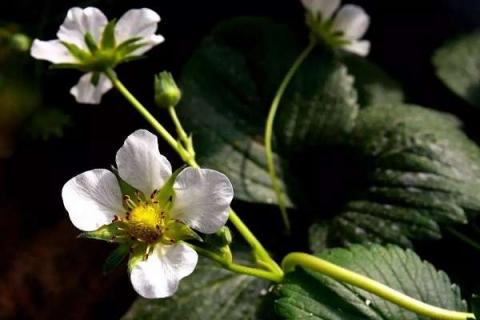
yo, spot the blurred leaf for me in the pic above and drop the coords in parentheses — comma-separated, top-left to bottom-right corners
(323, 104, 480, 247)
(275, 245, 467, 320)
(27, 108, 71, 141)
(122, 256, 274, 320)
(472, 295, 480, 318)
(433, 32, 480, 107)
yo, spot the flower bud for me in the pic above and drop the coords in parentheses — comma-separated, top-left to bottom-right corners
(154, 71, 182, 109)
(10, 33, 31, 52)
(205, 226, 232, 248)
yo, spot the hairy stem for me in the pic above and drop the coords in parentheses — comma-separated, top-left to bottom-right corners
(264, 40, 316, 233)
(282, 253, 475, 320)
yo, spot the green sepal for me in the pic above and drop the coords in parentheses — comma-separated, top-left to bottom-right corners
(111, 166, 140, 207)
(62, 42, 90, 62)
(195, 226, 233, 263)
(101, 20, 116, 49)
(128, 243, 148, 272)
(91, 72, 100, 86)
(116, 37, 144, 57)
(204, 226, 232, 247)
(163, 220, 203, 243)
(84, 32, 99, 54)
(78, 222, 128, 243)
(156, 165, 187, 208)
(472, 295, 480, 319)
(103, 243, 130, 274)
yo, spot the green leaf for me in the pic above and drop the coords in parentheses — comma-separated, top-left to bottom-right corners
(433, 32, 480, 108)
(321, 104, 480, 247)
(275, 49, 359, 153)
(179, 17, 359, 205)
(103, 243, 130, 274)
(122, 256, 274, 320)
(275, 245, 467, 320)
(342, 55, 405, 107)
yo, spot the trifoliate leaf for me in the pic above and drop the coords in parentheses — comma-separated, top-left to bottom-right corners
(433, 32, 480, 108)
(122, 256, 275, 320)
(322, 104, 480, 247)
(275, 245, 467, 320)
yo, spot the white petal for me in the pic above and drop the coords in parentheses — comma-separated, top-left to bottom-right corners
(302, 0, 340, 20)
(30, 39, 78, 64)
(57, 7, 108, 50)
(115, 8, 160, 42)
(332, 5, 370, 41)
(62, 169, 124, 232)
(170, 168, 233, 234)
(70, 72, 112, 104)
(130, 243, 198, 298)
(343, 40, 371, 56)
(116, 129, 172, 197)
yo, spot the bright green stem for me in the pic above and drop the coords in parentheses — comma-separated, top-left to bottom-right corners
(106, 69, 282, 276)
(282, 253, 475, 320)
(168, 106, 195, 158)
(105, 69, 189, 161)
(264, 40, 316, 233)
(190, 244, 283, 283)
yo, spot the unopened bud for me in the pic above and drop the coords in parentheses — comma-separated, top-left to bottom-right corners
(154, 71, 181, 109)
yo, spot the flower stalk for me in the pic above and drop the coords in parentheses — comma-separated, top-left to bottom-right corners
(282, 253, 475, 320)
(264, 39, 317, 234)
(104, 68, 284, 277)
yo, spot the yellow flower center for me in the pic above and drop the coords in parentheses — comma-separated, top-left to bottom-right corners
(127, 202, 166, 243)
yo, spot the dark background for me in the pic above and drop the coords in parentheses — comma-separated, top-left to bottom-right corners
(0, 0, 480, 319)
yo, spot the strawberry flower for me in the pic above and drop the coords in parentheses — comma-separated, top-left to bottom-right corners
(30, 7, 164, 104)
(301, 0, 371, 56)
(62, 129, 234, 298)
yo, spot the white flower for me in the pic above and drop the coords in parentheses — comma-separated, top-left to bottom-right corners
(62, 129, 234, 298)
(301, 0, 371, 56)
(30, 7, 165, 104)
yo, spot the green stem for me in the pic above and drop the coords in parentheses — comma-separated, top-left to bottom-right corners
(282, 253, 475, 320)
(106, 68, 283, 276)
(446, 227, 480, 253)
(191, 244, 283, 283)
(264, 40, 316, 233)
(229, 209, 284, 277)
(168, 106, 195, 157)
(105, 69, 183, 157)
